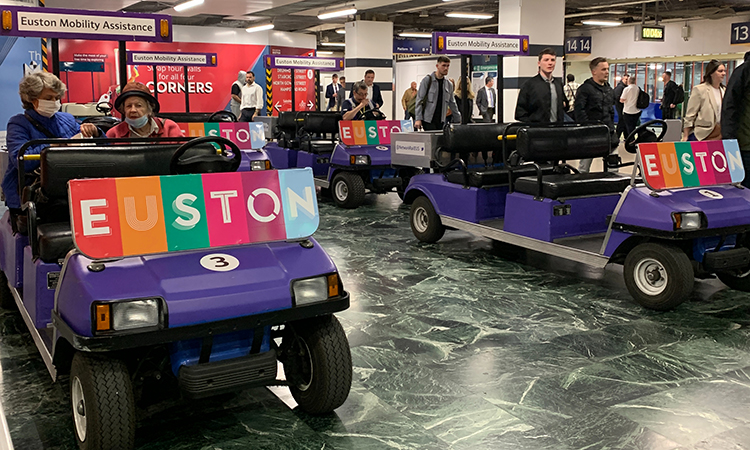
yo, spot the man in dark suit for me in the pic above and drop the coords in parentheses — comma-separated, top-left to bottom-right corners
(476, 76, 496, 122)
(515, 48, 568, 123)
(350, 69, 383, 109)
(661, 71, 678, 119)
(325, 74, 340, 111)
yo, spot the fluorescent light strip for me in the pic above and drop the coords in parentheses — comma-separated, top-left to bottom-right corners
(246, 23, 274, 33)
(580, 0, 657, 10)
(581, 19, 622, 26)
(320, 42, 346, 47)
(317, 51, 334, 55)
(173, 0, 204, 12)
(445, 12, 494, 19)
(336, 28, 346, 34)
(318, 7, 357, 20)
(399, 32, 432, 38)
(565, 10, 628, 18)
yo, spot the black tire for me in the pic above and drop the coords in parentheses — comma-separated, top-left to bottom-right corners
(70, 352, 135, 450)
(718, 269, 750, 291)
(623, 243, 694, 311)
(283, 315, 352, 414)
(331, 172, 365, 209)
(410, 196, 445, 243)
(0, 271, 15, 310)
(397, 168, 425, 201)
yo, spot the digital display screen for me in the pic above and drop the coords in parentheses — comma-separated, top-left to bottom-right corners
(640, 25, 664, 41)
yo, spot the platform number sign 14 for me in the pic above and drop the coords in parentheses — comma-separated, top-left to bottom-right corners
(565, 36, 591, 55)
(731, 22, 750, 45)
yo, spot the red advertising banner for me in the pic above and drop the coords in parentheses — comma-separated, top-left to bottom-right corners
(268, 47, 316, 116)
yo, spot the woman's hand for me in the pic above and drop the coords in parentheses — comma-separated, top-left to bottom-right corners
(80, 123, 99, 137)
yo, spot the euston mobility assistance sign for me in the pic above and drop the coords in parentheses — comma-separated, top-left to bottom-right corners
(265, 55, 344, 71)
(432, 32, 529, 56)
(128, 51, 216, 67)
(0, 6, 172, 42)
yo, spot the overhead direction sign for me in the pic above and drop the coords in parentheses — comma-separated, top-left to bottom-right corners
(0, 6, 172, 42)
(432, 32, 530, 56)
(264, 55, 344, 71)
(128, 51, 217, 66)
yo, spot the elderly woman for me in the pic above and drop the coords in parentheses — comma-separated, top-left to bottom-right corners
(1, 72, 99, 229)
(106, 82, 183, 138)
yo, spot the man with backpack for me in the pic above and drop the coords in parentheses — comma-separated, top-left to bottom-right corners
(619, 76, 642, 137)
(415, 56, 461, 130)
(661, 71, 681, 119)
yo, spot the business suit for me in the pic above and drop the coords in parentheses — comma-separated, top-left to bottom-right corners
(684, 83, 724, 141)
(350, 83, 383, 108)
(325, 82, 341, 110)
(476, 86, 496, 122)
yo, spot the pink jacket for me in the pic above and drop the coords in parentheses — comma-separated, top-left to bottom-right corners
(106, 117, 184, 138)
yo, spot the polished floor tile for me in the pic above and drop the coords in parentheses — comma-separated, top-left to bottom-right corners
(2, 192, 750, 449)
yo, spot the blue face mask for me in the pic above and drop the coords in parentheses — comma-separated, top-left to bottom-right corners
(125, 115, 149, 129)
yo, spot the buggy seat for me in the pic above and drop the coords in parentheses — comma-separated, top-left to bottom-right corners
(32, 142, 218, 263)
(297, 112, 341, 153)
(512, 124, 630, 199)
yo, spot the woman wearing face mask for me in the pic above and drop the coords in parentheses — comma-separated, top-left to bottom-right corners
(1, 72, 99, 231)
(106, 82, 183, 138)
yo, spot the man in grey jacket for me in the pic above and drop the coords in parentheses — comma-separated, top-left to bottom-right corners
(476, 76, 496, 123)
(415, 56, 461, 130)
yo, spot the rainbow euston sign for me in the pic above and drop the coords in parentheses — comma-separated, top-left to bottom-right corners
(176, 122, 265, 150)
(69, 168, 318, 260)
(638, 140, 745, 190)
(338, 120, 414, 146)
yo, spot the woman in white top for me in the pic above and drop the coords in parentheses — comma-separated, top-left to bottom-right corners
(683, 60, 726, 141)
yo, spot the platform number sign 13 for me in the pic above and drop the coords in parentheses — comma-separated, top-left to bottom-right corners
(565, 36, 591, 55)
(731, 22, 750, 45)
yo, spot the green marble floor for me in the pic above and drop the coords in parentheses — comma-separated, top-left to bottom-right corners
(2, 192, 750, 449)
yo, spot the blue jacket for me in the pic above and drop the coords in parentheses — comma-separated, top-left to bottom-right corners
(325, 82, 341, 109)
(2, 109, 80, 208)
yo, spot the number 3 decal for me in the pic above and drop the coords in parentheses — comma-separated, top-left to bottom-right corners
(200, 253, 240, 272)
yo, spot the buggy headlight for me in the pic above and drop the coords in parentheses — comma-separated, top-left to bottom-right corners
(251, 160, 272, 170)
(672, 212, 706, 231)
(94, 298, 161, 333)
(292, 274, 340, 306)
(350, 155, 370, 165)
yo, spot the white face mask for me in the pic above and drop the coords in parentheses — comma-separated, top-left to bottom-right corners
(125, 115, 149, 129)
(36, 99, 60, 118)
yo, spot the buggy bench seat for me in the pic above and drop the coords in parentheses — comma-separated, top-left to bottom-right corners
(512, 124, 626, 199)
(34, 143, 216, 262)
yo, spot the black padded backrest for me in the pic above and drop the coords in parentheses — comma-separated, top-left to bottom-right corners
(515, 124, 611, 162)
(40, 144, 215, 199)
(156, 112, 213, 123)
(277, 111, 298, 132)
(299, 112, 341, 135)
(440, 123, 518, 158)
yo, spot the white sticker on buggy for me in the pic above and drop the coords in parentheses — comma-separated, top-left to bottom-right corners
(699, 189, 723, 199)
(200, 253, 240, 272)
(376, 146, 389, 151)
(395, 142, 425, 156)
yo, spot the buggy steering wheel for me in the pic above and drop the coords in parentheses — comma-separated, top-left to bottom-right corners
(208, 110, 237, 122)
(624, 119, 667, 154)
(170, 136, 242, 175)
(96, 101, 113, 115)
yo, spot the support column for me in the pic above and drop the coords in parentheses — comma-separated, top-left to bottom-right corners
(498, 0, 565, 121)
(345, 20, 394, 118)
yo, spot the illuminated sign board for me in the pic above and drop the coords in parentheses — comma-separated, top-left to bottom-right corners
(635, 25, 665, 42)
(432, 32, 529, 56)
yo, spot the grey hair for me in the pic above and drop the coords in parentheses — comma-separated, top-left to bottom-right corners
(352, 80, 368, 93)
(19, 72, 66, 110)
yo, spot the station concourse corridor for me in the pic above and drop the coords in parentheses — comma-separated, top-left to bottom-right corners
(0, 187, 748, 450)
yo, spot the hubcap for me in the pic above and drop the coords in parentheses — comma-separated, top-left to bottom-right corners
(413, 206, 429, 233)
(634, 257, 668, 296)
(334, 180, 349, 202)
(71, 376, 87, 442)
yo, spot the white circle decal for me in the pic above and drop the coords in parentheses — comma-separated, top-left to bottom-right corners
(376, 145, 389, 151)
(307, 69, 313, 79)
(200, 253, 240, 272)
(698, 189, 723, 199)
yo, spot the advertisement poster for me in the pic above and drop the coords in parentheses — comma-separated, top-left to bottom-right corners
(0, 36, 43, 140)
(268, 46, 315, 116)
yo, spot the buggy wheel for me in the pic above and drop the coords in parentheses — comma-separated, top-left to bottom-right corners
(70, 352, 135, 450)
(623, 243, 693, 310)
(410, 196, 445, 243)
(282, 315, 352, 414)
(718, 268, 750, 292)
(0, 271, 15, 310)
(332, 172, 365, 209)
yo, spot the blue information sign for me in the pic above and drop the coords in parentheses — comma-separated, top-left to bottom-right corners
(565, 36, 591, 55)
(731, 22, 750, 45)
(393, 37, 431, 54)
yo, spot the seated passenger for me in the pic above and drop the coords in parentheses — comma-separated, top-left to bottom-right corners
(106, 82, 184, 138)
(341, 81, 376, 121)
(1, 72, 99, 230)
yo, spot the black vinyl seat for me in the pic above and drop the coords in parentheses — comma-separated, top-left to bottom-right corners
(37, 223, 73, 263)
(514, 172, 631, 199)
(445, 164, 555, 188)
